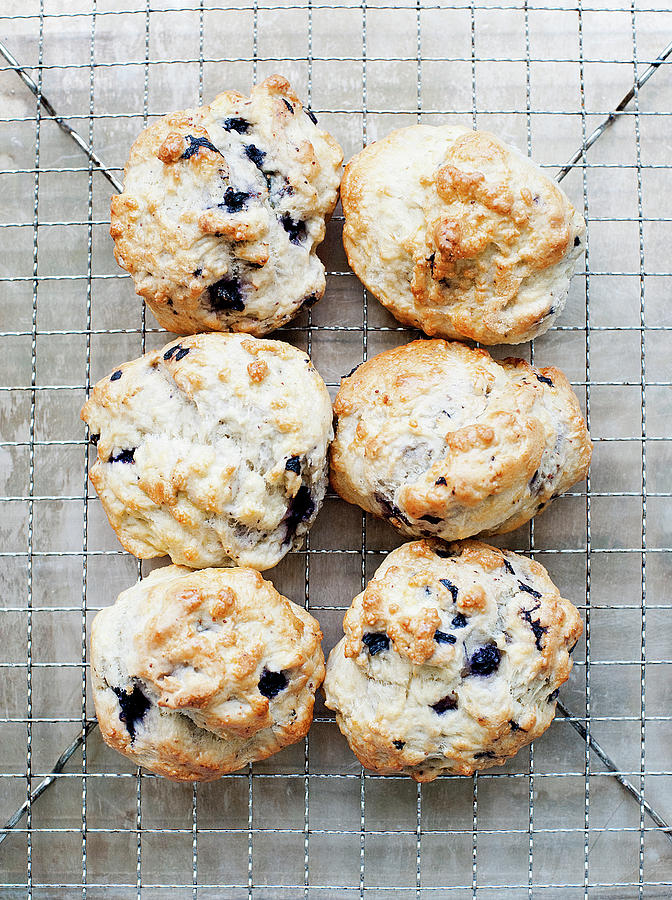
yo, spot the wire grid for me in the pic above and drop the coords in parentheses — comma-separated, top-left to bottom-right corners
(0, 0, 671, 896)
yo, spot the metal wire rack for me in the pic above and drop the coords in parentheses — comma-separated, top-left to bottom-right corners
(1, 1, 671, 896)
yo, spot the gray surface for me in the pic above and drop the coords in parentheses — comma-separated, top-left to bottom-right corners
(1, 0, 671, 896)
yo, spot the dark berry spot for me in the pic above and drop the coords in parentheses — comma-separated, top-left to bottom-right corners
(220, 187, 251, 213)
(223, 117, 251, 134)
(362, 632, 389, 656)
(435, 477, 447, 486)
(280, 214, 307, 245)
(302, 293, 319, 309)
(574, 235, 581, 247)
(258, 668, 288, 699)
(182, 135, 222, 160)
(193, 267, 203, 277)
(393, 739, 405, 749)
(534, 372, 554, 388)
(439, 578, 459, 602)
(430, 693, 458, 714)
(110, 370, 122, 381)
(547, 688, 560, 702)
(520, 606, 548, 651)
(518, 581, 542, 599)
(89, 433, 99, 446)
(285, 455, 301, 474)
(451, 613, 468, 629)
(167, 299, 174, 307)
(474, 750, 496, 759)
(343, 363, 362, 379)
(434, 630, 456, 645)
(208, 276, 245, 312)
(305, 108, 318, 124)
(374, 491, 410, 526)
(421, 514, 442, 524)
(509, 720, 523, 732)
(175, 348, 189, 361)
(163, 344, 181, 360)
(428, 252, 436, 275)
(469, 644, 501, 676)
(282, 98, 294, 113)
(244, 144, 266, 169)
(283, 485, 315, 538)
(112, 684, 150, 741)
(109, 448, 135, 464)
(502, 558, 515, 576)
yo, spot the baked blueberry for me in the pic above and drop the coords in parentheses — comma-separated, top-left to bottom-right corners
(110, 370, 122, 381)
(468, 644, 501, 676)
(112, 684, 150, 741)
(182, 135, 221, 159)
(283, 485, 315, 539)
(362, 632, 389, 656)
(439, 578, 459, 602)
(451, 613, 468, 629)
(109, 448, 135, 464)
(430, 693, 458, 714)
(280, 214, 307, 245)
(208, 276, 245, 312)
(258, 668, 288, 699)
(285, 456, 301, 474)
(223, 116, 251, 134)
(434, 630, 456, 645)
(245, 144, 266, 169)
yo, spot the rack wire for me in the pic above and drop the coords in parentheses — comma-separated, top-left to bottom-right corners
(1, 0, 671, 896)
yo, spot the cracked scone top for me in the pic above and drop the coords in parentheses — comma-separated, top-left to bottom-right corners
(323, 540, 582, 780)
(341, 125, 585, 344)
(91, 565, 325, 780)
(110, 75, 343, 335)
(330, 339, 592, 541)
(81, 332, 333, 570)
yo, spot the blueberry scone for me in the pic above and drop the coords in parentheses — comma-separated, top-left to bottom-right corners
(81, 332, 332, 569)
(341, 126, 585, 344)
(323, 540, 582, 780)
(110, 75, 343, 335)
(92, 565, 325, 780)
(330, 339, 591, 541)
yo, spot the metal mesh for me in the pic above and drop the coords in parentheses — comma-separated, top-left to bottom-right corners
(1, 1, 671, 896)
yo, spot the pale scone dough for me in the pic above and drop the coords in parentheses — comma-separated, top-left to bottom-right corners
(323, 539, 582, 780)
(92, 565, 325, 780)
(330, 339, 592, 541)
(341, 125, 585, 344)
(111, 75, 343, 335)
(81, 332, 333, 570)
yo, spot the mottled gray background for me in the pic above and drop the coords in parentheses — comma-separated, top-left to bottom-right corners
(1, 0, 671, 896)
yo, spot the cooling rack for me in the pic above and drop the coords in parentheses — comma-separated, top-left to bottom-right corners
(1, 1, 671, 896)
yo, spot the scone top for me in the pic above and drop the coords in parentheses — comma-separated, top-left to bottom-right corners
(341, 124, 585, 344)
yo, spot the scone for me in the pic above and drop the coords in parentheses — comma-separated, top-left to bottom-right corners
(330, 339, 591, 541)
(341, 125, 585, 344)
(81, 332, 333, 569)
(323, 539, 582, 780)
(110, 75, 343, 335)
(91, 565, 325, 780)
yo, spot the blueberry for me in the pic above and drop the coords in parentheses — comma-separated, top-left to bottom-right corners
(302, 293, 319, 309)
(434, 630, 456, 645)
(439, 578, 459, 602)
(430, 693, 458, 714)
(520, 606, 548, 651)
(282, 98, 294, 113)
(469, 644, 501, 676)
(574, 235, 581, 247)
(547, 688, 560, 702)
(343, 363, 362, 379)
(518, 581, 542, 599)
(208, 276, 245, 312)
(258, 668, 288, 699)
(163, 344, 181, 360)
(421, 514, 442, 524)
(374, 491, 410, 526)
(427, 252, 436, 275)
(393, 739, 405, 749)
(244, 144, 266, 169)
(182, 135, 222, 159)
(451, 613, 468, 629)
(474, 750, 496, 759)
(89, 433, 100, 446)
(502, 558, 515, 576)
(509, 720, 524, 732)
(223, 117, 251, 134)
(304, 108, 318, 124)
(285, 455, 301, 474)
(283, 484, 315, 538)
(175, 348, 189, 361)
(534, 372, 554, 388)
(109, 448, 135, 464)
(362, 632, 389, 656)
(280, 214, 307, 245)
(220, 187, 250, 213)
(193, 267, 203, 277)
(435, 477, 447, 486)
(110, 370, 122, 381)
(112, 684, 150, 741)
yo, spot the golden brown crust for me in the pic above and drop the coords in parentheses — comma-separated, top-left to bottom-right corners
(330, 339, 592, 542)
(341, 125, 585, 344)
